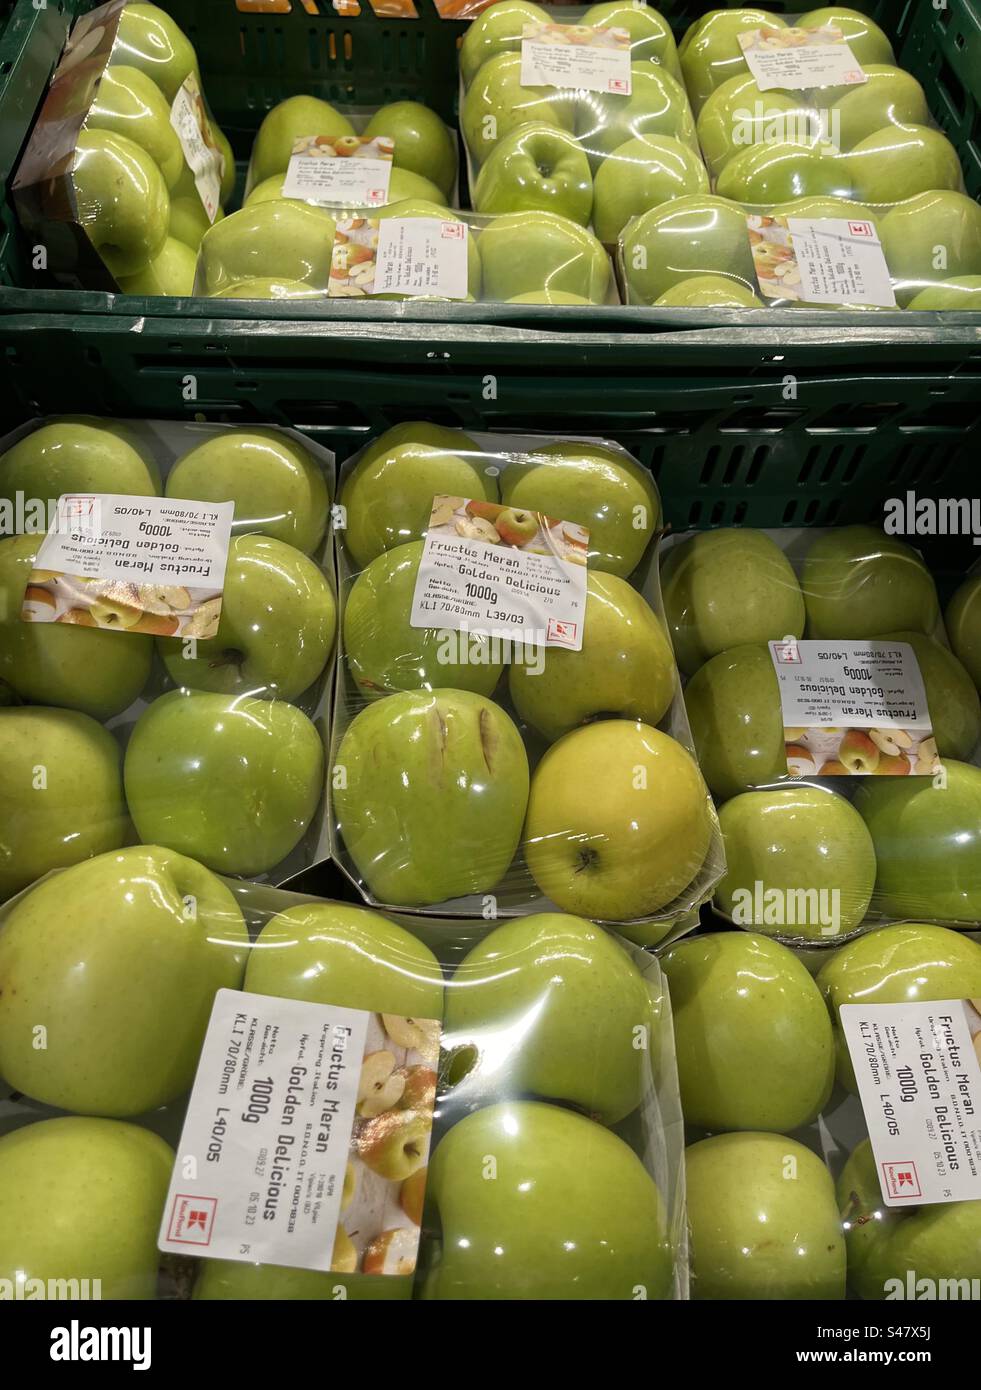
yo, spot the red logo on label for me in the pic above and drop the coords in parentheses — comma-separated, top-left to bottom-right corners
(849, 221, 874, 237)
(773, 639, 801, 663)
(547, 618, 578, 646)
(608, 77, 628, 92)
(441, 222, 465, 239)
(167, 1193, 218, 1245)
(62, 496, 96, 519)
(881, 1161, 922, 1200)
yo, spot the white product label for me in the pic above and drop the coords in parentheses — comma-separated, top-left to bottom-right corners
(748, 215, 896, 307)
(738, 25, 867, 91)
(841, 1000, 981, 1206)
(520, 21, 631, 95)
(281, 135, 393, 207)
(23, 494, 233, 639)
(768, 638, 939, 777)
(159, 989, 439, 1272)
(170, 75, 222, 222)
(328, 217, 469, 299)
(410, 495, 589, 651)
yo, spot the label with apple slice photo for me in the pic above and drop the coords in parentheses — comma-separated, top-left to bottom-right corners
(170, 74, 223, 223)
(328, 216, 469, 299)
(281, 134, 394, 207)
(158, 988, 439, 1277)
(748, 216, 897, 308)
(738, 25, 867, 92)
(520, 21, 632, 95)
(410, 495, 589, 651)
(840, 998, 981, 1206)
(768, 637, 941, 777)
(22, 492, 233, 639)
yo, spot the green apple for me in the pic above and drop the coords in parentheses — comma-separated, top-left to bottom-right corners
(462, 53, 577, 168)
(0, 1118, 173, 1300)
(196, 199, 336, 296)
(827, 65, 930, 148)
(592, 133, 708, 245)
(655, 275, 763, 307)
(880, 191, 981, 307)
(798, 7, 895, 67)
(244, 900, 443, 1017)
(499, 439, 659, 577)
(124, 690, 324, 875)
(584, 2, 682, 80)
(524, 719, 713, 923)
(444, 913, 655, 1125)
(683, 643, 786, 801)
(697, 74, 821, 181)
(84, 64, 184, 188)
(576, 63, 697, 170)
(111, 2, 198, 102)
(478, 209, 611, 303)
(802, 525, 939, 638)
(506, 290, 593, 304)
(718, 138, 851, 205)
(72, 128, 171, 278)
(837, 1138, 981, 1300)
(686, 1132, 846, 1299)
(210, 277, 318, 300)
(459, 0, 549, 87)
(853, 763, 981, 924)
(0, 706, 128, 902)
(338, 421, 491, 569)
(946, 575, 981, 690)
(374, 199, 481, 301)
(817, 922, 981, 1091)
(508, 571, 675, 741)
(0, 535, 152, 720)
(0, 416, 160, 518)
(244, 164, 446, 209)
(775, 192, 876, 221)
(908, 275, 981, 310)
(194, 1257, 408, 1301)
(168, 185, 224, 253)
(333, 688, 529, 906)
(621, 194, 756, 305)
(680, 9, 787, 113)
(0, 845, 246, 1114)
(249, 95, 356, 186)
(473, 122, 592, 226)
(878, 631, 980, 760)
(158, 535, 336, 698)
(363, 101, 457, 199)
(716, 785, 876, 940)
(116, 235, 197, 295)
(421, 1101, 672, 1300)
(663, 931, 834, 1130)
(343, 540, 504, 699)
(166, 427, 329, 555)
(661, 528, 805, 676)
(846, 125, 964, 207)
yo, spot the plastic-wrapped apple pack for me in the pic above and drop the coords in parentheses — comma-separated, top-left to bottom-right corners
(327, 421, 724, 941)
(0, 416, 336, 898)
(0, 860, 689, 1301)
(659, 524, 981, 946)
(12, 1, 236, 295)
(459, 2, 708, 253)
(662, 921, 981, 1300)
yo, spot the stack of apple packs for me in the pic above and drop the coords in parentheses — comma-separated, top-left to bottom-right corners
(0, 416, 338, 899)
(330, 419, 722, 937)
(623, 5, 981, 308)
(653, 524, 981, 941)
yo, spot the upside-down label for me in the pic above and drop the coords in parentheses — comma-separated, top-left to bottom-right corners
(769, 637, 940, 777)
(841, 999, 981, 1206)
(159, 988, 440, 1274)
(410, 495, 589, 651)
(22, 493, 233, 640)
(738, 25, 867, 91)
(520, 21, 631, 94)
(281, 134, 394, 207)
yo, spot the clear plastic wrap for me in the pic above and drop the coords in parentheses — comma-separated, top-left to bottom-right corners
(12, 1, 234, 294)
(0, 417, 336, 896)
(0, 857, 689, 1301)
(662, 923, 981, 1301)
(458, 3, 705, 248)
(659, 525, 981, 944)
(327, 422, 724, 941)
